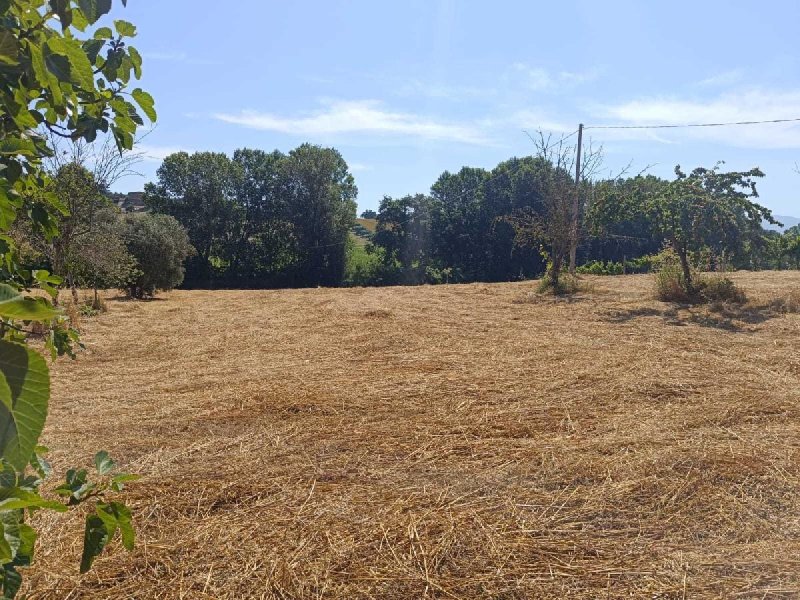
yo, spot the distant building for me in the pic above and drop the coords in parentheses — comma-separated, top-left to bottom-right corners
(109, 191, 147, 213)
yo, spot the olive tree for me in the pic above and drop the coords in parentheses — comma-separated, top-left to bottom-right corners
(122, 213, 194, 298)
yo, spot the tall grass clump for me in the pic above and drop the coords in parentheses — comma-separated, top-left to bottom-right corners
(654, 247, 746, 304)
(537, 272, 582, 295)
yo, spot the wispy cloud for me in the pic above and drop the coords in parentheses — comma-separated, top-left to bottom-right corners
(349, 162, 372, 172)
(142, 51, 221, 66)
(214, 100, 490, 144)
(598, 89, 800, 148)
(697, 70, 744, 87)
(510, 63, 601, 92)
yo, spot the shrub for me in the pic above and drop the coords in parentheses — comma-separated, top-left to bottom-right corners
(576, 260, 624, 275)
(424, 265, 457, 284)
(767, 288, 800, 314)
(537, 273, 582, 295)
(699, 276, 746, 304)
(626, 254, 656, 274)
(123, 214, 195, 298)
(654, 249, 746, 304)
(655, 263, 694, 303)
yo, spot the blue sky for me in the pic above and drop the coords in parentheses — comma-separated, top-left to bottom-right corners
(113, 0, 800, 216)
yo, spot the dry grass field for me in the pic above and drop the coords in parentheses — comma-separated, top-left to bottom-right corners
(21, 272, 800, 599)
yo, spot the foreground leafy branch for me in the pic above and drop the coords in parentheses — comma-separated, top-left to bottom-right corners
(0, 0, 155, 595)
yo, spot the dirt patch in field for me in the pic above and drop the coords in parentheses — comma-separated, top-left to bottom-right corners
(23, 272, 800, 599)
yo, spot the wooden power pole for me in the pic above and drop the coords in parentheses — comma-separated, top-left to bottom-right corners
(569, 123, 584, 274)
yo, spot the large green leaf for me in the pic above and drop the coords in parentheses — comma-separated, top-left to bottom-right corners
(0, 343, 50, 472)
(0, 285, 58, 321)
(0, 31, 18, 66)
(0, 512, 20, 562)
(131, 88, 156, 122)
(45, 38, 94, 90)
(80, 514, 111, 573)
(94, 450, 115, 475)
(0, 139, 37, 158)
(77, 0, 112, 24)
(0, 488, 66, 512)
(105, 502, 133, 550)
(2, 564, 21, 598)
(114, 20, 136, 37)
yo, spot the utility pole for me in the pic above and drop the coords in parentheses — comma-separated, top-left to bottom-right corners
(569, 123, 583, 274)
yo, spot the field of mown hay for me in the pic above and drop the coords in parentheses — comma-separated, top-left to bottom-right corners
(23, 272, 800, 598)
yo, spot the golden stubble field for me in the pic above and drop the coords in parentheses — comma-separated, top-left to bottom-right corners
(20, 272, 800, 599)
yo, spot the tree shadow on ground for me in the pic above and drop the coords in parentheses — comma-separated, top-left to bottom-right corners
(107, 295, 168, 302)
(600, 302, 781, 333)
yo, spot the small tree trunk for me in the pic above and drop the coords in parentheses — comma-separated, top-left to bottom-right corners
(550, 253, 562, 290)
(67, 273, 79, 305)
(678, 248, 693, 293)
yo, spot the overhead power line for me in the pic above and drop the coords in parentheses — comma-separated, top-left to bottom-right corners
(584, 117, 800, 130)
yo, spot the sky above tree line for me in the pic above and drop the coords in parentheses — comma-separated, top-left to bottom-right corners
(114, 0, 800, 216)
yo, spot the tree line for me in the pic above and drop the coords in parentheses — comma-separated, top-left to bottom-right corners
(129, 143, 800, 291)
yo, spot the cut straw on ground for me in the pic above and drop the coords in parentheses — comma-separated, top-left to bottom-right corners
(21, 271, 800, 599)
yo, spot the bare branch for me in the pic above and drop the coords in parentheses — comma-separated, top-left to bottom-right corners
(42, 127, 150, 190)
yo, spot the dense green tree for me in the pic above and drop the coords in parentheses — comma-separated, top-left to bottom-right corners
(279, 144, 357, 286)
(781, 225, 800, 268)
(596, 165, 778, 292)
(360, 209, 377, 219)
(429, 167, 490, 281)
(373, 194, 433, 284)
(122, 213, 194, 298)
(585, 175, 667, 264)
(227, 148, 296, 285)
(144, 152, 239, 286)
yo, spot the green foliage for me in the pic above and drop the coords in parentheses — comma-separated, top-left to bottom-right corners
(122, 213, 194, 298)
(360, 209, 377, 219)
(654, 262, 693, 303)
(0, 1, 151, 593)
(576, 260, 625, 276)
(576, 255, 658, 276)
(343, 239, 383, 287)
(373, 194, 432, 285)
(145, 144, 357, 288)
(595, 165, 776, 295)
(143, 151, 239, 286)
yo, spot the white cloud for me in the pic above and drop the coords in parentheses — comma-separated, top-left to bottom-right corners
(596, 89, 800, 148)
(214, 100, 490, 144)
(349, 162, 372, 172)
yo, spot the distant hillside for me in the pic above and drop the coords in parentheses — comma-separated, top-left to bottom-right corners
(355, 218, 377, 233)
(350, 218, 376, 247)
(764, 215, 800, 232)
